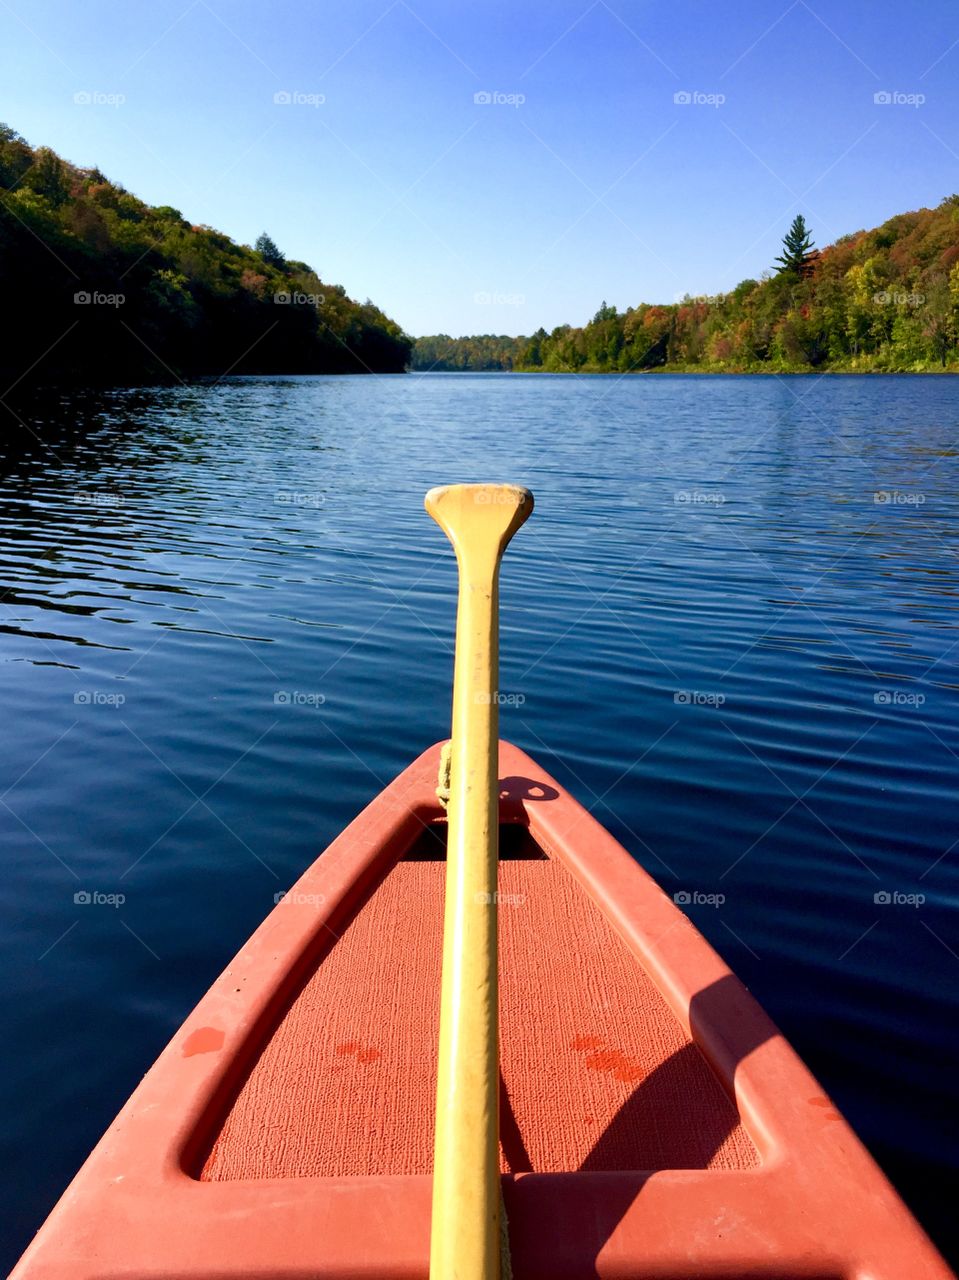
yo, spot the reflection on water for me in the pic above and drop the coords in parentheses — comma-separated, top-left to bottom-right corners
(1, 373, 958, 1266)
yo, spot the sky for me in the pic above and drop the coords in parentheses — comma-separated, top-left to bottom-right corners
(3, 0, 959, 338)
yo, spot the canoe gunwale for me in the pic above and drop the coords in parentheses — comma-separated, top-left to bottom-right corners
(11, 741, 953, 1280)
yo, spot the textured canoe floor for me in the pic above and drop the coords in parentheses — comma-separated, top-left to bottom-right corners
(202, 839, 757, 1178)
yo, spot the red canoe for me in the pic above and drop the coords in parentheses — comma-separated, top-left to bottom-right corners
(13, 739, 952, 1279)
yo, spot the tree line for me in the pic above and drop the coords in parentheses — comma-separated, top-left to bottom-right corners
(412, 204, 959, 373)
(0, 125, 412, 389)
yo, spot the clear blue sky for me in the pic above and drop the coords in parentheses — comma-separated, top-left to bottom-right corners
(3, 0, 958, 337)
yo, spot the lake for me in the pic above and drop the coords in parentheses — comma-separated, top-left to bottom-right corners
(1, 372, 957, 1268)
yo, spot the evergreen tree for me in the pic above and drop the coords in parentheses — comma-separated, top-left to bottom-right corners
(775, 215, 816, 278)
(592, 300, 617, 323)
(255, 232, 285, 266)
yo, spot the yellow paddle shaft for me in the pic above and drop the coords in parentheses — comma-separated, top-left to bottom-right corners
(425, 484, 533, 1280)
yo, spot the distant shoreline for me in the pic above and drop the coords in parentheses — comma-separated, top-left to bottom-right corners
(412, 197, 959, 378)
(410, 366, 959, 376)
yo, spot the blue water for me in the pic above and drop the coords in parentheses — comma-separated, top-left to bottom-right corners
(1, 373, 957, 1267)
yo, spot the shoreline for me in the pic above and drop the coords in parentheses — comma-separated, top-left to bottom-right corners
(411, 365, 959, 376)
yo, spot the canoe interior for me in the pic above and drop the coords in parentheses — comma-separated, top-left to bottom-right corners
(12, 744, 952, 1280)
(201, 817, 758, 1180)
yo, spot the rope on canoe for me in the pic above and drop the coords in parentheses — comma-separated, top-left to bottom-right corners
(436, 740, 452, 808)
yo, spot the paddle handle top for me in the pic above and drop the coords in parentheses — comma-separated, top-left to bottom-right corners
(425, 484, 533, 565)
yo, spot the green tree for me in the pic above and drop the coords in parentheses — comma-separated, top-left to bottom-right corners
(775, 215, 817, 278)
(0, 126, 411, 386)
(255, 231, 285, 266)
(23, 146, 69, 206)
(922, 277, 954, 366)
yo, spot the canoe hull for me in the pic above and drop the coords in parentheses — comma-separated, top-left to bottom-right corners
(13, 742, 952, 1279)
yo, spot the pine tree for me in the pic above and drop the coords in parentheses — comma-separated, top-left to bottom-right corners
(593, 300, 617, 323)
(255, 232, 285, 267)
(775, 215, 816, 278)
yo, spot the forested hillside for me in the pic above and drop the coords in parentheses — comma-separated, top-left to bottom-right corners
(0, 125, 412, 386)
(413, 199, 959, 373)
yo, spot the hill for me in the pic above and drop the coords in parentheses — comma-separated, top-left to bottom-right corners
(0, 125, 412, 387)
(412, 198, 959, 374)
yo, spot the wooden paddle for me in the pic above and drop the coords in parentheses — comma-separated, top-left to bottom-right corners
(425, 483, 533, 1280)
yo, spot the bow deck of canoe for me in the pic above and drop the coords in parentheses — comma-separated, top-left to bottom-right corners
(13, 740, 951, 1279)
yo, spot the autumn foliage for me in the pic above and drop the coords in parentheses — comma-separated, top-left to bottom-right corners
(0, 125, 412, 387)
(414, 199, 959, 373)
